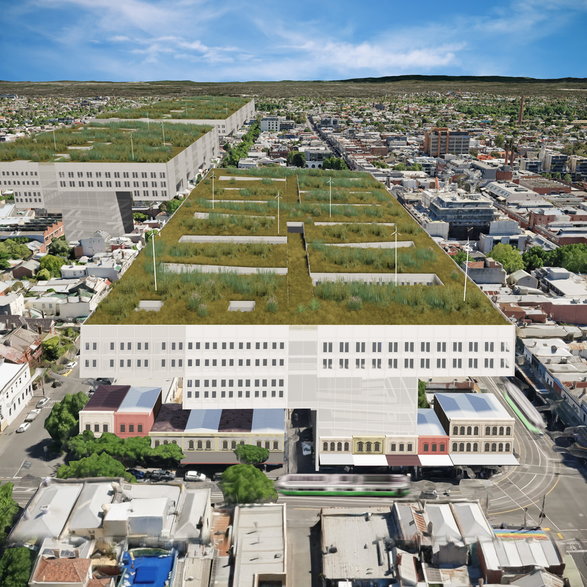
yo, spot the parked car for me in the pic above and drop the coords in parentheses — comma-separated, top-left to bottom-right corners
(16, 422, 31, 433)
(420, 489, 438, 499)
(24, 409, 41, 422)
(96, 377, 113, 385)
(126, 468, 146, 480)
(36, 397, 50, 409)
(148, 469, 175, 482)
(51, 380, 62, 388)
(65, 361, 77, 369)
(301, 441, 314, 456)
(184, 470, 207, 482)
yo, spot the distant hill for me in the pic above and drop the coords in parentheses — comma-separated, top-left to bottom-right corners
(339, 74, 587, 84)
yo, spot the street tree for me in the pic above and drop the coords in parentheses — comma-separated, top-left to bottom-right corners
(234, 444, 269, 465)
(287, 151, 306, 167)
(39, 254, 67, 277)
(56, 452, 133, 481)
(44, 392, 88, 447)
(220, 464, 277, 504)
(488, 243, 524, 274)
(0, 547, 35, 587)
(48, 236, 71, 258)
(0, 483, 19, 543)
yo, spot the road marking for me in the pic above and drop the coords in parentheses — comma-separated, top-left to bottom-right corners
(544, 527, 551, 531)
(557, 532, 564, 539)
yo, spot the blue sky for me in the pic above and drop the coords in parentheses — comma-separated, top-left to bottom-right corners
(1, 0, 586, 82)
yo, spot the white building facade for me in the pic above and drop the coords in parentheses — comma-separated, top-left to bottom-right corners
(0, 361, 33, 431)
(81, 323, 515, 410)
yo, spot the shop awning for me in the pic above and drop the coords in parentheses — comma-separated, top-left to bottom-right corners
(450, 454, 519, 466)
(352, 454, 389, 466)
(319, 453, 353, 466)
(418, 454, 453, 467)
(385, 455, 421, 467)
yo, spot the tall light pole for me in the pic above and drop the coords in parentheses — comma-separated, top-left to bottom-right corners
(328, 177, 332, 219)
(276, 191, 282, 235)
(130, 133, 134, 161)
(161, 122, 166, 146)
(463, 228, 472, 302)
(211, 169, 215, 210)
(392, 226, 398, 286)
(151, 231, 158, 292)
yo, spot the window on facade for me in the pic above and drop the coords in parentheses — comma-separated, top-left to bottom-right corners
(424, 443, 429, 452)
(506, 427, 511, 435)
(357, 441, 364, 452)
(129, 425, 134, 433)
(459, 442, 465, 451)
(466, 442, 471, 451)
(453, 443, 458, 451)
(197, 440, 203, 450)
(323, 442, 328, 451)
(120, 424, 125, 432)
(138, 425, 143, 433)
(205, 440, 211, 450)
(188, 440, 194, 450)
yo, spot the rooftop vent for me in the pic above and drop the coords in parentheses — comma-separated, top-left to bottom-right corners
(137, 300, 163, 312)
(228, 301, 256, 312)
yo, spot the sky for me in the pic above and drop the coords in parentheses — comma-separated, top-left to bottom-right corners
(1, 0, 586, 82)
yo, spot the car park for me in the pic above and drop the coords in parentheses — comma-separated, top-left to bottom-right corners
(126, 468, 146, 480)
(36, 397, 50, 409)
(184, 470, 207, 482)
(16, 422, 31, 433)
(24, 409, 41, 422)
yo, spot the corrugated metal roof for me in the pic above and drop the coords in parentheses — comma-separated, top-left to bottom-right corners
(185, 410, 222, 432)
(84, 385, 129, 411)
(435, 393, 513, 421)
(118, 386, 161, 413)
(251, 409, 285, 433)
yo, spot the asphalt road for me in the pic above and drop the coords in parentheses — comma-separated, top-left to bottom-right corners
(0, 364, 91, 506)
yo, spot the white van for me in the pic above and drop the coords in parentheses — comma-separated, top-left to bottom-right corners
(184, 470, 207, 482)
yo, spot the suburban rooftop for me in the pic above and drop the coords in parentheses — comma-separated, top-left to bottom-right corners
(88, 166, 508, 326)
(0, 121, 212, 163)
(96, 96, 250, 120)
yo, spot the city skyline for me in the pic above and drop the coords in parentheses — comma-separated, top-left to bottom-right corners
(1, 0, 586, 82)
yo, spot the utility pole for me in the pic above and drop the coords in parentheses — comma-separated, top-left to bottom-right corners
(52, 129, 57, 151)
(276, 191, 282, 235)
(161, 122, 166, 146)
(328, 176, 332, 219)
(393, 226, 398, 286)
(152, 232, 158, 292)
(211, 169, 215, 210)
(463, 228, 472, 302)
(130, 134, 134, 161)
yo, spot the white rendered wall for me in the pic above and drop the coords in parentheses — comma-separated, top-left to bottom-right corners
(0, 363, 33, 431)
(81, 323, 515, 411)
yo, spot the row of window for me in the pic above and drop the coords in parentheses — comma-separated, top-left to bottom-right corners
(324, 358, 505, 369)
(188, 378, 284, 388)
(86, 358, 287, 369)
(422, 443, 446, 452)
(58, 170, 165, 179)
(452, 442, 511, 452)
(1, 170, 39, 176)
(85, 423, 144, 433)
(452, 425, 512, 436)
(323, 341, 508, 353)
(59, 180, 165, 189)
(89, 341, 288, 352)
(1, 179, 40, 186)
(4, 385, 32, 418)
(186, 390, 284, 399)
(151, 438, 281, 451)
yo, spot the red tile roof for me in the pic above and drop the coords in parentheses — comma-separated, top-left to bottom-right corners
(33, 557, 91, 583)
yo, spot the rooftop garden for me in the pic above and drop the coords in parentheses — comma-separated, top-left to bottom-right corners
(96, 96, 250, 120)
(0, 121, 211, 163)
(88, 167, 508, 326)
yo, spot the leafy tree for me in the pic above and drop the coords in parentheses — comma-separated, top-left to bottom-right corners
(220, 464, 277, 504)
(234, 444, 270, 465)
(488, 243, 524, 274)
(417, 380, 429, 408)
(162, 199, 182, 215)
(494, 134, 505, 149)
(44, 392, 88, 447)
(522, 246, 546, 271)
(287, 151, 306, 167)
(39, 254, 67, 277)
(36, 268, 51, 281)
(150, 442, 184, 467)
(0, 483, 19, 543)
(56, 452, 134, 481)
(452, 250, 468, 266)
(322, 157, 348, 170)
(48, 236, 71, 258)
(133, 212, 148, 222)
(393, 163, 407, 171)
(522, 244, 587, 274)
(0, 547, 34, 587)
(41, 336, 64, 361)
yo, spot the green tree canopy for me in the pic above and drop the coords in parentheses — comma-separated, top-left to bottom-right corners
(287, 151, 306, 168)
(234, 444, 270, 465)
(162, 199, 182, 215)
(56, 452, 134, 481)
(0, 239, 30, 269)
(220, 464, 277, 504)
(36, 268, 51, 281)
(322, 157, 348, 170)
(522, 244, 587, 274)
(48, 236, 71, 258)
(44, 392, 88, 447)
(0, 547, 35, 587)
(488, 243, 524, 274)
(0, 483, 19, 543)
(417, 380, 429, 408)
(39, 254, 67, 277)
(66, 431, 183, 468)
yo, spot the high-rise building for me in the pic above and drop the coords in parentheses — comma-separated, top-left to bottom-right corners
(423, 128, 470, 156)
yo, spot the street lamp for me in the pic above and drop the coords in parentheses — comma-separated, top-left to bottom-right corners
(391, 226, 398, 286)
(151, 230, 159, 292)
(211, 169, 215, 210)
(463, 227, 473, 302)
(275, 191, 282, 235)
(327, 177, 332, 219)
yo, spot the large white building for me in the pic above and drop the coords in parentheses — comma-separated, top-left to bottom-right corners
(80, 167, 516, 469)
(0, 361, 33, 431)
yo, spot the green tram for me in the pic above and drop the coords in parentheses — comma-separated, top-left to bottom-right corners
(276, 473, 411, 497)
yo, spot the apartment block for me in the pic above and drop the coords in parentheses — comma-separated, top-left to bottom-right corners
(423, 128, 470, 156)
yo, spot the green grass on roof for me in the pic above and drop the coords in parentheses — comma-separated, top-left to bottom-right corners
(96, 96, 250, 120)
(87, 167, 508, 326)
(0, 121, 212, 163)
